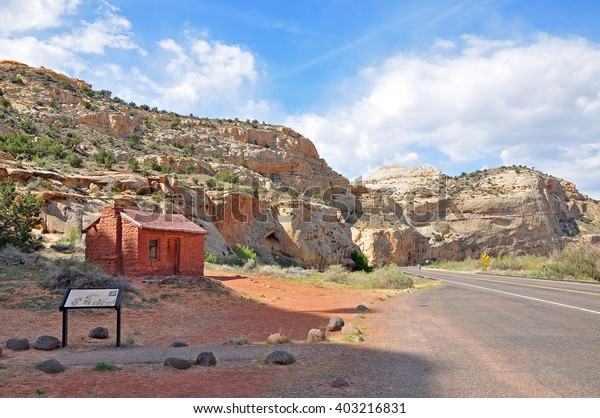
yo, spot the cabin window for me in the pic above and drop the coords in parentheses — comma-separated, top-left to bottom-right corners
(149, 239, 158, 260)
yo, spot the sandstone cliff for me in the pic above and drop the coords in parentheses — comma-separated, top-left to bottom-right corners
(353, 165, 600, 265)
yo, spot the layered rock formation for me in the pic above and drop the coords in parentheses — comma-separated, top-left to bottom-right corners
(353, 165, 600, 265)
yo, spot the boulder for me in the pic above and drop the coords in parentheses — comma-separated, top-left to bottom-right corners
(33, 335, 60, 351)
(342, 324, 362, 335)
(356, 304, 369, 312)
(170, 340, 188, 347)
(196, 352, 218, 367)
(326, 316, 345, 332)
(89, 327, 109, 339)
(164, 357, 192, 370)
(265, 350, 295, 366)
(307, 329, 325, 343)
(266, 333, 290, 344)
(6, 338, 29, 351)
(0, 364, 6, 371)
(36, 359, 65, 374)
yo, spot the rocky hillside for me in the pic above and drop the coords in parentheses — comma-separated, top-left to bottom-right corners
(1, 60, 599, 269)
(353, 165, 600, 265)
(0, 61, 355, 268)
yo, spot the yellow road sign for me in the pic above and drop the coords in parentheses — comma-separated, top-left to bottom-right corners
(482, 252, 490, 260)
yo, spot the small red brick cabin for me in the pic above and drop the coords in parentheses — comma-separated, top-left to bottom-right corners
(84, 206, 208, 277)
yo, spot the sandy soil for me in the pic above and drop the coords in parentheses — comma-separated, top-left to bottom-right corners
(0, 268, 403, 398)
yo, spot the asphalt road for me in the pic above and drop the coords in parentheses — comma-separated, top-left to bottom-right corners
(389, 267, 600, 397)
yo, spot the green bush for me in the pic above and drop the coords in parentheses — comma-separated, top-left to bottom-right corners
(204, 251, 218, 263)
(9, 75, 23, 85)
(215, 170, 239, 185)
(0, 133, 66, 160)
(0, 179, 44, 249)
(351, 250, 371, 272)
(126, 157, 140, 172)
(205, 178, 217, 190)
(65, 153, 83, 168)
(233, 244, 257, 261)
(93, 149, 115, 169)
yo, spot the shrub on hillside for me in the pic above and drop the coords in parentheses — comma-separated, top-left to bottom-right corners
(0, 179, 44, 249)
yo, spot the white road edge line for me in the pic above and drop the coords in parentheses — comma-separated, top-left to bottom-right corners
(439, 277, 600, 316)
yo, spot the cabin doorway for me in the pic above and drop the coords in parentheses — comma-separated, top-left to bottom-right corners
(167, 238, 180, 275)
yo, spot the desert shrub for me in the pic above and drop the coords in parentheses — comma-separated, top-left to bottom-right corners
(318, 264, 352, 283)
(204, 251, 218, 263)
(288, 188, 299, 198)
(351, 250, 371, 272)
(92, 149, 115, 169)
(0, 133, 66, 160)
(491, 254, 547, 272)
(233, 244, 256, 262)
(65, 153, 83, 168)
(215, 170, 239, 185)
(205, 178, 217, 190)
(360, 265, 413, 289)
(9, 74, 23, 84)
(547, 245, 600, 282)
(0, 244, 29, 264)
(126, 157, 140, 172)
(40, 258, 139, 294)
(0, 179, 44, 249)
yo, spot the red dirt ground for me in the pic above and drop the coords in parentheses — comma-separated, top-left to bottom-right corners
(0, 268, 400, 398)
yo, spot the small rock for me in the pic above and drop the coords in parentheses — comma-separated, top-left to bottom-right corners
(37, 359, 65, 374)
(33, 336, 60, 351)
(0, 364, 6, 371)
(326, 316, 345, 332)
(89, 327, 109, 339)
(342, 324, 362, 335)
(0, 347, 3, 357)
(164, 357, 191, 370)
(265, 350, 295, 365)
(332, 377, 349, 388)
(356, 304, 369, 312)
(196, 351, 218, 367)
(171, 340, 188, 347)
(307, 329, 325, 343)
(6, 338, 29, 351)
(266, 333, 290, 344)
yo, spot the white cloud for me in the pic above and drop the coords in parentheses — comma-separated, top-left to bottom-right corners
(0, 1, 142, 74)
(0, 0, 80, 35)
(287, 34, 600, 197)
(51, 8, 144, 55)
(121, 36, 261, 117)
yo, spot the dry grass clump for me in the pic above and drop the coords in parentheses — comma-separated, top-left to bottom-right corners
(316, 264, 413, 289)
(40, 258, 139, 295)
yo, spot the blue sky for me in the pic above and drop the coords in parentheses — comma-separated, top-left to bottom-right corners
(2, 1, 600, 197)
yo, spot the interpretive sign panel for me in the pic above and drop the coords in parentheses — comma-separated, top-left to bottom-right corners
(61, 288, 121, 309)
(59, 287, 123, 347)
